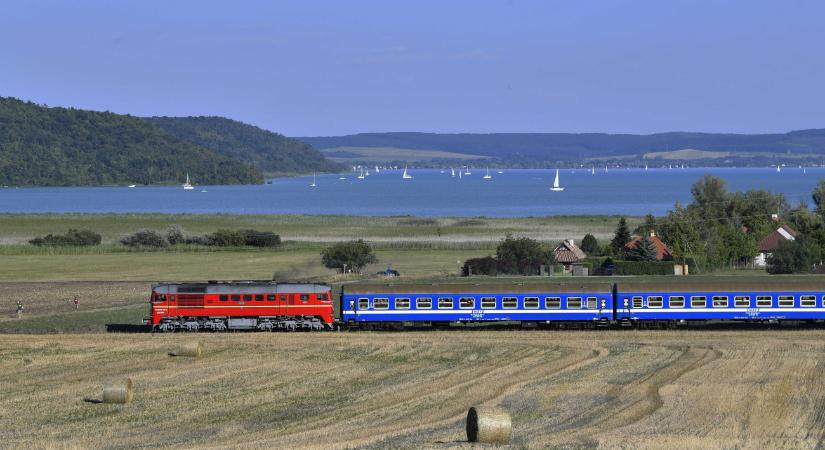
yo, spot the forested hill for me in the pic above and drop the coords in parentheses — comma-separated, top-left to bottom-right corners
(300, 130, 825, 162)
(147, 116, 345, 174)
(0, 97, 262, 186)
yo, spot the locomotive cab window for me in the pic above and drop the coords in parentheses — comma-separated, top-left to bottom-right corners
(502, 297, 518, 309)
(318, 293, 329, 301)
(567, 297, 582, 309)
(712, 296, 728, 307)
(438, 297, 454, 309)
(586, 297, 598, 309)
(691, 296, 706, 307)
(734, 296, 750, 307)
(756, 296, 772, 307)
(300, 294, 309, 302)
(395, 298, 410, 309)
(219, 295, 228, 302)
(481, 297, 496, 309)
(373, 298, 389, 310)
(632, 296, 643, 308)
(669, 296, 685, 308)
(524, 297, 539, 309)
(358, 298, 369, 309)
(416, 298, 432, 309)
(800, 295, 816, 307)
(778, 295, 794, 307)
(647, 296, 663, 308)
(545, 297, 561, 309)
(255, 294, 264, 302)
(459, 297, 475, 309)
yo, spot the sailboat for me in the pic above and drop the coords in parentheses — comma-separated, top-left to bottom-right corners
(550, 169, 564, 192)
(365, 169, 370, 176)
(483, 167, 492, 180)
(644, 163, 648, 171)
(776, 165, 781, 173)
(309, 172, 317, 187)
(128, 184, 136, 188)
(591, 166, 595, 175)
(357, 167, 365, 180)
(375, 165, 380, 173)
(464, 166, 471, 175)
(402, 165, 413, 180)
(183, 173, 194, 190)
(451, 168, 456, 177)
(458, 171, 462, 179)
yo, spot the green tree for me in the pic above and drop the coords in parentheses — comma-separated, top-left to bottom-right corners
(627, 236, 658, 261)
(610, 217, 631, 257)
(812, 180, 825, 219)
(496, 234, 549, 275)
(580, 233, 599, 255)
(320, 239, 377, 273)
(766, 236, 821, 274)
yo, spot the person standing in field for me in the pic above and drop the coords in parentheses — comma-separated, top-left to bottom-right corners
(16, 301, 24, 318)
(73, 295, 79, 310)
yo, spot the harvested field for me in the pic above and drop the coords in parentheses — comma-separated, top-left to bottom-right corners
(1, 331, 824, 448)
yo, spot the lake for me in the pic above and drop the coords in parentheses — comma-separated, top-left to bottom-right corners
(0, 168, 820, 217)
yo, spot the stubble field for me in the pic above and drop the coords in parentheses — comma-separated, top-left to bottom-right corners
(2, 330, 824, 449)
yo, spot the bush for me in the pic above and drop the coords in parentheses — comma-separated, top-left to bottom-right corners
(166, 224, 185, 245)
(120, 229, 169, 248)
(321, 239, 377, 272)
(612, 260, 673, 275)
(29, 229, 102, 246)
(208, 229, 246, 247)
(462, 256, 498, 276)
(767, 237, 821, 274)
(238, 229, 281, 247)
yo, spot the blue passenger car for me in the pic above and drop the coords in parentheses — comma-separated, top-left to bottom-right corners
(341, 281, 614, 326)
(619, 281, 825, 323)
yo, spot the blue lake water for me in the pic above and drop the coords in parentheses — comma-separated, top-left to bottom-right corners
(0, 168, 821, 217)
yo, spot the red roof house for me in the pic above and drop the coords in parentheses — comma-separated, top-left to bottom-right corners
(624, 230, 673, 260)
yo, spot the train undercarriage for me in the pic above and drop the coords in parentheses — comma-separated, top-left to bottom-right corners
(153, 315, 332, 332)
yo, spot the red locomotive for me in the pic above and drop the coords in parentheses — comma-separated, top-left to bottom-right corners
(147, 281, 334, 331)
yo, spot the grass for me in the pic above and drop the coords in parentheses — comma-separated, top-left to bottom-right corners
(2, 331, 825, 448)
(0, 213, 639, 244)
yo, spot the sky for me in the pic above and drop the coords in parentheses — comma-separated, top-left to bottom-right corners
(1, 0, 824, 137)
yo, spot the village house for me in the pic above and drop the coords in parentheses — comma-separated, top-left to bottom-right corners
(553, 239, 587, 272)
(754, 224, 797, 267)
(624, 230, 673, 260)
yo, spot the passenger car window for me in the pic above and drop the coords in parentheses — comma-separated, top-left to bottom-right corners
(756, 296, 772, 307)
(481, 297, 496, 309)
(669, 296, 684, 308)
(567, 297, 582, 309)
(586, 297, 598, 309)
(438, 297, 453, 309)
(691, 296, 706, 307)
(734, 296, 749, 307)
(502, 297, 518, 309)
(712, 296, 728, 307)
(416, 297, 432, 309)
(647, 296, 663, 308)
(632, 296, 643, 308)
(373, 298, 389, 309)
(459, 297, 475, 309)
(395, 298, 410, 309)
(778, 295, 794, 307)
(357, 298, 369, 309)
(524, 297, 539, 309)
(800, 295, 816, 307)
(545, 297, 561, 309)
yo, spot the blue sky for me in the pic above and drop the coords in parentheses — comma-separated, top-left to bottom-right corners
(2, 0, 823, 136)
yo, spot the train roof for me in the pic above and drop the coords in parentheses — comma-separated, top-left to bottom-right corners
(618, 278, 825, 293)
(343, 280, 613, 294)
(152, 281, 330, 294)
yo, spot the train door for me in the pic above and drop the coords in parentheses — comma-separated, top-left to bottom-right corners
(277, 293, 288, 316)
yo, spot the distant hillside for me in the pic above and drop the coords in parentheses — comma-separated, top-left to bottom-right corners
(0, 97, 262, 186)
(148, 116, 344, 174)
(300, 130, 825, 165)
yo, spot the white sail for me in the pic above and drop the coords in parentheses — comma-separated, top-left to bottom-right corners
(310, 172, 317, 187)
(550, 169, 564, 191)
(451, 167, 455, 177)
(591, 166, 595, 175)
(483, 167, 492, 180)
(375, 165, 380, 173)
(402, 165, 412, 179)
(183, 172, 194, 190)
(357, 167, 365, 179)
(776, 165, 781, 173)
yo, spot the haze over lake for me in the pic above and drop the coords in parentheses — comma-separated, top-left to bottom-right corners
(0, 168, 820, 217)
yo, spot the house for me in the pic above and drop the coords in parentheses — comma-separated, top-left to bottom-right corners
(754, 224, 797, 267)
(554, 239, 587, 271)
(624, 230, 673, 260)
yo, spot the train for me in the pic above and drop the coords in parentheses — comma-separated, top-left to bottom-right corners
(147, 279, 825, 331)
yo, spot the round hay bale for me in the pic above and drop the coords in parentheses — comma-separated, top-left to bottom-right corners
(102, 378, 133, 404)
(466, 406, 511, 444)
(170, 341, 203, 358)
